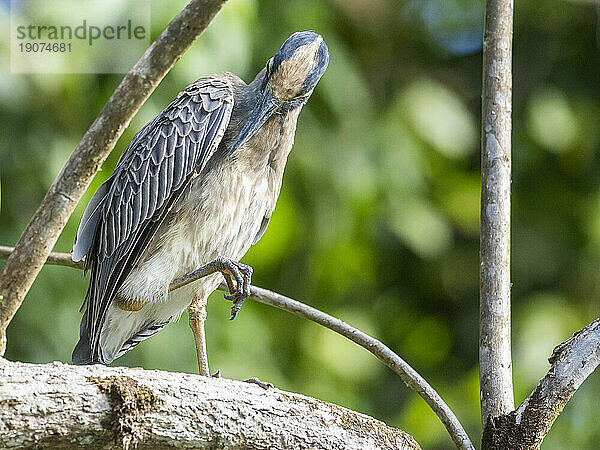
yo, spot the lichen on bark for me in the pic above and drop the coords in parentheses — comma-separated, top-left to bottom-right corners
(87, 375, 163, 449)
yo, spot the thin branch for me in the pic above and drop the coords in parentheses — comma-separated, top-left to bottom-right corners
(0, 0, 227, 356)
(480, 0, 515, 425)
(0, 246, 475, 450)
(0, 246, 84, 270)
(482, 319, 600, 449)
(245, 286, 474, 450)
(0, 360, 419, 449)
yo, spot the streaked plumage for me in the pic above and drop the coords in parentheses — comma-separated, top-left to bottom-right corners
(72, 31, 329, 365)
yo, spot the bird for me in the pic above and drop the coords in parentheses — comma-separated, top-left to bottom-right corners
(71, 31, 329, 375)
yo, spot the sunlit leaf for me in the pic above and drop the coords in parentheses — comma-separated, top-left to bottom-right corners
(527, 87, 581, 154)
(403, 78, 478, 159)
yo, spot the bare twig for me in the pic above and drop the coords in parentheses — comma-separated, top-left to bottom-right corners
(244, 286, 475, 450)
(0, 246, 475, 450)
(0, 246, 84, 270)
(480, 0, 515, 425)
(0, 0, 227, 356)
(482, 319, 600, 449)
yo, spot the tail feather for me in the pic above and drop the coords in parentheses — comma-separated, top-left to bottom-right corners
(112, 321, 170, 361)
(72, 334, 93, 365)
(73, 278, 195, 365)
(72, 317, 171, 365)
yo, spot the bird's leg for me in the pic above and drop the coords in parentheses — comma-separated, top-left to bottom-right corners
(186, 261, 269, 387)
(189, 297, 210, 376)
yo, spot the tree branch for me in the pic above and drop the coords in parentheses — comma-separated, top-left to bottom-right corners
(0, 359, 420, 449)
(0, 0, 227, 356)
(0, 246, 84, 270)
(480, 0, 515, 425)
(0, 246, 475, 450)
(246, 286, 474, 450)
(482, 319, 600, 449)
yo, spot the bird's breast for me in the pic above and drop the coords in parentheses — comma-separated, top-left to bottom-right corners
(186, 163, 271, 261)
(118, 106, 300, 304)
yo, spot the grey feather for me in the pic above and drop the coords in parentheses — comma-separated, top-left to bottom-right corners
(72, 181, 110, 262)
(73, 77, 234, 364)
(111, 320, 170, 361)
(140, 177, 150, 220)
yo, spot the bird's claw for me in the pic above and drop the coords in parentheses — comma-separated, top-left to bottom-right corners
(227, 292, 247, 320)
(244, 377, 274, 390)
(217, 258, 253, 320)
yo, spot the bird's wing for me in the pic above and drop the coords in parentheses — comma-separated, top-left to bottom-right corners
(74, 77, 234, 362)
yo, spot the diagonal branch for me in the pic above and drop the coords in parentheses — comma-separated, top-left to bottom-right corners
(0, 246, 475, 450)
(244, 285, 475, 450)
(0, 0, 227, 356)
(482, 319, 600, 449)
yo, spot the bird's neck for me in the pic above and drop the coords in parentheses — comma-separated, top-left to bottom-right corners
(234, 107, 301, 177)
(224, 71, 302, 176)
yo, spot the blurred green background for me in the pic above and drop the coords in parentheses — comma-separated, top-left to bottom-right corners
(2, 0, 600, 448)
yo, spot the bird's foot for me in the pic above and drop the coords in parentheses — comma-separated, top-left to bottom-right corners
(243, 377, 274, 390)
(208, 370, 272, 390)
(216, 258, 253, 320)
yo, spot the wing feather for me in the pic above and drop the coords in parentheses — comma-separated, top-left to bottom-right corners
(139, 175, 150, 221)
(73, 77, 234, 363)
(72, 181, 110, 262)
(131, 188, 142, 232)
(172, 134, 186, 190)
(157, 157, 169, 210)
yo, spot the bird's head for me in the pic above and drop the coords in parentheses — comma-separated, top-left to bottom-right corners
(266, 31, 329, 103)
(231, 31, 328, 154)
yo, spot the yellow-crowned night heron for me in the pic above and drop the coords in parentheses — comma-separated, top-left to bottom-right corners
(72, 31, 329, 375)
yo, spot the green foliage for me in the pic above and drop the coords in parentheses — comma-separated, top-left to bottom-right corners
(1, 0, 600, 447)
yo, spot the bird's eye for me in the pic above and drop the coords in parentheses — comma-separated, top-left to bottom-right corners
(293, 90, 311, 100)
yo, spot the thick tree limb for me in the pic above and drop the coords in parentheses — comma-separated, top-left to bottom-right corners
(0, 246, 475, 450)
(0, 0, 227, 356)
(0, 359, 420, 449)
(482, 319, 600, 449)
(480, 0, 515, 425)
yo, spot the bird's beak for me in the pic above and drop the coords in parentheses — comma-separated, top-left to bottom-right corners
(230, 90, 280, 155)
